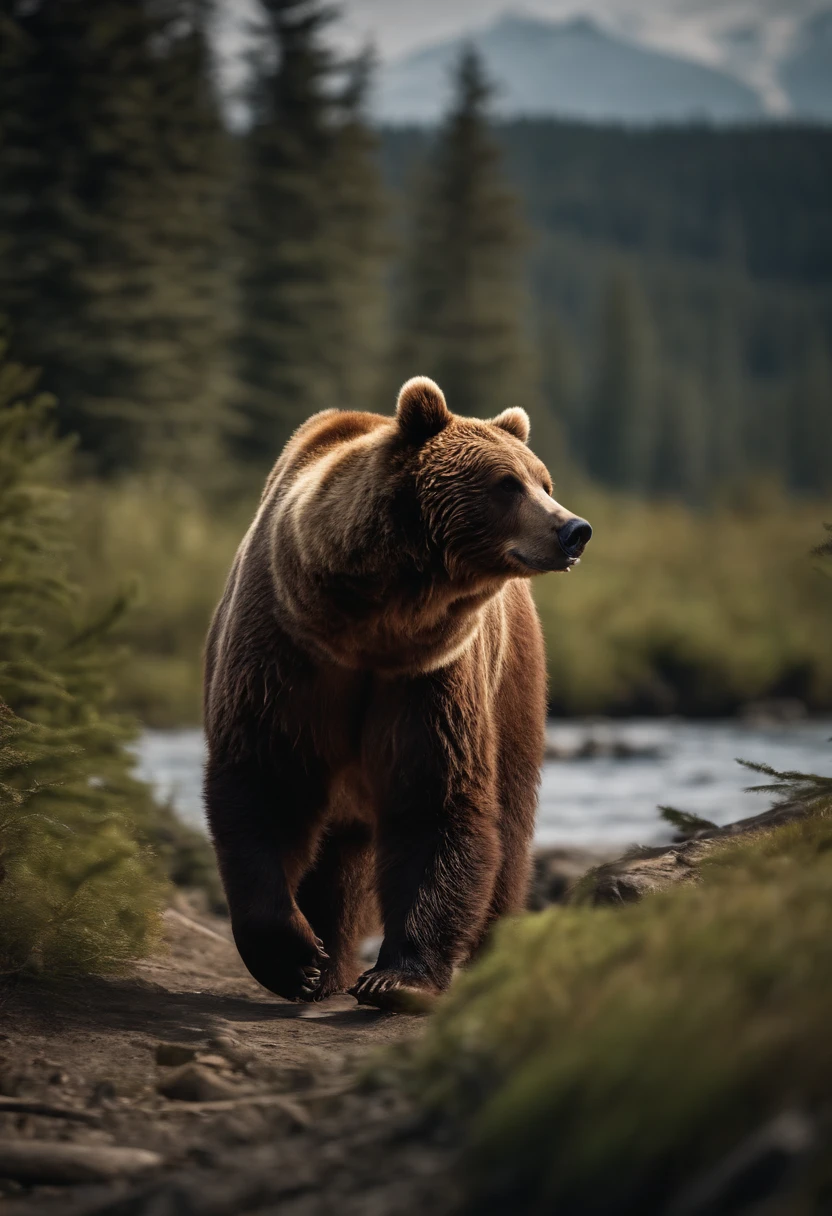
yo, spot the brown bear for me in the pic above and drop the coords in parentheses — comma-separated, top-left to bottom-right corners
(203, 377, 591, 1012)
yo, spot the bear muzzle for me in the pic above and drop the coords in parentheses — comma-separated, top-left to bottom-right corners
(509, 498, 592, 575)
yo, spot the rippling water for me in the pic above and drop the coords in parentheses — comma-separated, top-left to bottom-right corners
(134, 719, 832, 850)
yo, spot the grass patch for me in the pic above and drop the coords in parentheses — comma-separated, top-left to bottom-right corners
(535, 483, 832, 714)
(407, 809, 832, 1214)
(67, 476, 251, 727)
(64, 475, 832, 726)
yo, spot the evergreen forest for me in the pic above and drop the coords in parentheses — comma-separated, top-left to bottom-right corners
(2, 10, 832, 1206)
(0, 0, 830, 732)
(1, 0, 829, 497)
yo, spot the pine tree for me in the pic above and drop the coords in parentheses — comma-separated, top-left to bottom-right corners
(652, 369, 709, 503)
(123, 0, 236, 476)
(708, 210, 748, 490)
(0, 0, 233, 475)
(393, 49, 542, 432)
(0, 331, 160, 971)
(0, 330, 217, 973)
(585, 269, 657, 493)
(539, 308, 579, 464)
(323, 48, 390, 414)
(789, 330, 832, 494)
(236, 1, 387, 458)
(236, 0, 332, 455)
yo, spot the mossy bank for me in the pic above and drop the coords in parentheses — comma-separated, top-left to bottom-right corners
(403, 797, 832, 1215)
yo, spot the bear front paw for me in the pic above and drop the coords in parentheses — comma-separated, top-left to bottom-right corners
(351, 967, 440, 1014)
(233, 918, 330, 1002)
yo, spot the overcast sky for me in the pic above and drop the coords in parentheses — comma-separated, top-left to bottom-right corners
(335, 0, 815, 61)
(219, 0, 822, 59)
(215, 0, 825, 113)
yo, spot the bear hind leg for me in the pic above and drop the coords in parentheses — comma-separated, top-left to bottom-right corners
(205, 754, 329, 1002)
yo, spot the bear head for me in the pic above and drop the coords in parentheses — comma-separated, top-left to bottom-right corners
(396, 377, 591, 582)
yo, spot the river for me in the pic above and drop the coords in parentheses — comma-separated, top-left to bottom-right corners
(134, 718, 832, 851)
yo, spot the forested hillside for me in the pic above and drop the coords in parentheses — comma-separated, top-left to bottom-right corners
(1, 0, 830, 723)
(2, 0, 829, 502)
(381, 120, 832, 500)
(0, 0, 234, 476)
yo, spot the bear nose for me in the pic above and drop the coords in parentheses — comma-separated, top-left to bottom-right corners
(557, 518, 592, 557)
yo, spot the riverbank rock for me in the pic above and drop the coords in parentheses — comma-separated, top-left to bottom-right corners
(739, 698, 808, 726)
(544, 730, 665, 762)
(573, 797, 810, 906)
(528, 847, 613, 908)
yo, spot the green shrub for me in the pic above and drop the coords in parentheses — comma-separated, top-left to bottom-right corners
(535, 483, 832, 713)
(408, 811, 832, 1214)
(67, 475, 251, 727)
(0, 334, 216, 974)
(0, 717, 166, 974)
(63, 473, 832, 726)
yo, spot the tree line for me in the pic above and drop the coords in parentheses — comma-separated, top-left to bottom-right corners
(1, 0, 830, 500)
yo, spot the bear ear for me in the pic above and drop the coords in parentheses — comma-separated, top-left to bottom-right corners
(396, 377, 451, 443)
(492, 407, 530, 445)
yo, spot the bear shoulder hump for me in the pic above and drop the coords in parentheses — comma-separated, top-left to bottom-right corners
(287, 409, 389, 467)
(261, 410, 390, 500)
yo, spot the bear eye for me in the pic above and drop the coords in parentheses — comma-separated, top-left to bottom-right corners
(496, 475, 524, 495)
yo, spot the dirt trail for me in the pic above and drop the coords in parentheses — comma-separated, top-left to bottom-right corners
(0, 899, 459, 1216)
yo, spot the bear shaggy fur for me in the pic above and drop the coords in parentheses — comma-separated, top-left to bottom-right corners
(204, 377, 590, 1011)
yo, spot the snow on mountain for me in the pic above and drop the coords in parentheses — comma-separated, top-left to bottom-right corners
(211, 1, 832, 128)
(373, 13, 765, 125)
(780, 8, 832, 120)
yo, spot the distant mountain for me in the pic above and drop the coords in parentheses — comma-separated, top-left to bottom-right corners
(780, 9, 832, 120)
(374, 15, 766, 126)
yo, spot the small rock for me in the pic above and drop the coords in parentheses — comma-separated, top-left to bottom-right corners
(157, 1064, 241, 1102)
(0, 1071, 33, 1099)
(208, 1035, 239, 1052)
(48, 1071, 68, 1086)
(196, 1054, 232, 1070)
(207, 1036, 253, 1070)
(249, 1062, 318, 1091)
(528, 847, 611, 909)
(89, 1081, 117, 1107)
(155, 1043, 197, 1068)
(185, 1145, 218, 1168)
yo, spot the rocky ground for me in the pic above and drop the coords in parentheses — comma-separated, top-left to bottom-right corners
(0, 897, 462, 1216)
(2, 801, 805, 1216)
